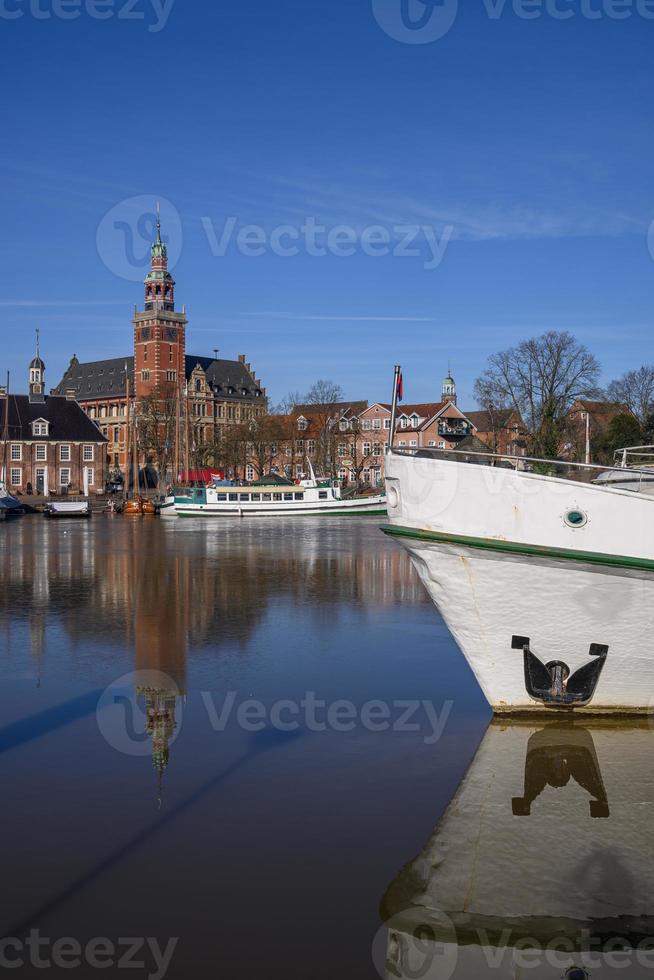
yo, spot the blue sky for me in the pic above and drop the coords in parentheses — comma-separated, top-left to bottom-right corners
(1, 0, 653, 408)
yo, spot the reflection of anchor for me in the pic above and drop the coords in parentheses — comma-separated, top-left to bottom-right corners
(512, 724, 609, 818)
(512, 635, 608, 707)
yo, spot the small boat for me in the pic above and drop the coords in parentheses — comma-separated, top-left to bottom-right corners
(142, 499, 159, 515)
(43, 500, 91, 519)
(123, 498, 144, 516)
(161, 465, 386, 518)
(591, 444, 654, 492)
(0, 482, 24, 518)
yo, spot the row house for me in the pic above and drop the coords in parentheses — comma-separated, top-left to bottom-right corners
(1, 347, 107, 495)
(54, 217, 266, 476)
(464, 408, 527, 456)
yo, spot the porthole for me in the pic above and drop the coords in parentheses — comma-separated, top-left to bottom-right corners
(387, 485, 399, 509)
(564, 509, 587, 528)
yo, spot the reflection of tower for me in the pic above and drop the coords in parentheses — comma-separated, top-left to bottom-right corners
(137, 686, 179, 777)
(130, 522, 188, 788)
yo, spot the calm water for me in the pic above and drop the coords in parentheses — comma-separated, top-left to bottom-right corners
(0, 516, 489, 978)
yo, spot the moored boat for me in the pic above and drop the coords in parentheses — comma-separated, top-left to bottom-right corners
(43, 500, 91, 519)
(383, 443, 654, 715)
(161, 468, 386, 518)
(0, 482, 24, 518)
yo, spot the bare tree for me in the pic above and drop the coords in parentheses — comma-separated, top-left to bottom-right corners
(607, 366, 654, 427)
(300, 380, 345, 478)
(474, 331, 601, 458)
(138, 382, 178, 481)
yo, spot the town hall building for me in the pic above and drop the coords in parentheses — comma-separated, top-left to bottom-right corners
(54, 217, 266, 474)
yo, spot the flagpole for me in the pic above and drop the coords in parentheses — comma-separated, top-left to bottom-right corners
(387, 364, 401, 451)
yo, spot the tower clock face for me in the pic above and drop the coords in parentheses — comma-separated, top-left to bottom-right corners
(165, 327, 177, 342)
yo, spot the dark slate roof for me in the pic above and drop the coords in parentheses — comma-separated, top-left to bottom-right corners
(0, 395, 108, 442)
(464, 409, 516, 432)
(185, 357, 261, 400)
(54, 356, 134, 399)
(55, 354, 262, 401)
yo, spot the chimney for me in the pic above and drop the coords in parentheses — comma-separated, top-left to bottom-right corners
(66, 388, 77, 401)
(238, 354, 245, 363)
(0, 386, 6, 398)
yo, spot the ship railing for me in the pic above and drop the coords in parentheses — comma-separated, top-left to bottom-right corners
(613, 445, 654, 468)
(389, 445, 654, 490)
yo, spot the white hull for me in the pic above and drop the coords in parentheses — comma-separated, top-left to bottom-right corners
(161, 494, 387, 518)
(384, 451, 654, 714)
(380, 721, 654, 978)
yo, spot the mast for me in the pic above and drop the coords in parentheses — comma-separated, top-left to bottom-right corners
(175, 384, 181, 483)
(184, 381, 190, 483)
(388, 364, 401, 451)
(124, 365, 130, 502)
(133, 398, 140, 497)
(2, 372, 9, 485)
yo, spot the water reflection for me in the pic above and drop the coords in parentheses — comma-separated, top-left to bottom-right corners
(379, 721, 654, 978)
(0, 518, 426, 674)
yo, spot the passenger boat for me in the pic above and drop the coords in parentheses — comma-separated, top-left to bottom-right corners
(383, 443, 654, 714)
(43, 500, 91, 519)
(161, 468, 386, 518)
(0, 482, 23, 518)
(379, 720, 654, 979)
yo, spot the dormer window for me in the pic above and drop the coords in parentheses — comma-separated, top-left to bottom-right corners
(32, 419, 49, 437)
(297, 417, 308, 431)
(339, 420, 348, 431)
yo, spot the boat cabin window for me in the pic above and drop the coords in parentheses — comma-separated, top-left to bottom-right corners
(294, 492, 303, 500)
(251, 493, 261, 501)
(273, 493, 282, 501)
(262, 493, 272, 501)
(239, 493, 249, 501)
(216, 493, 227, 501)
(229, 493, 238, 501)
(319, 490, 328, 499)
(284, 492, 293, 500)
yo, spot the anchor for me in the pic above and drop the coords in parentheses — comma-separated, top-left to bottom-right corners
(512, 635, 608, 708)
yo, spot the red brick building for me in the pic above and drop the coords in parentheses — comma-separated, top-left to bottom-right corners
(0, 344, 107, 495)
(54, 218, 266, 479)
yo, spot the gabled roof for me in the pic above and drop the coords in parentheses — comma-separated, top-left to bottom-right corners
(464, 409, 518, 432)
(293, 400, 368, 418)
(55, 353, 263, 401)
(0, 395, 107, 442)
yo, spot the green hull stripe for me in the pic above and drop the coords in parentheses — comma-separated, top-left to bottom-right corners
(381, 524, 654, 572)
(175, 509, 387, 518)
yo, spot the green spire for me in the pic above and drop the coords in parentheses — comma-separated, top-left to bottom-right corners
(151, 202, 167, 261)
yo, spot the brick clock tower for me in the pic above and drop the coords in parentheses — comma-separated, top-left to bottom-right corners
(133, 213, 187, 399)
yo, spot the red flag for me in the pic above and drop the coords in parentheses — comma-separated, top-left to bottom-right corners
(397, 370, 403, 402)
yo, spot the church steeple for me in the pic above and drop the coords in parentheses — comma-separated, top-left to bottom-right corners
(442, 365, 456, 404)
(29, 329, 45, 396)
(144, 205, 175, 312)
